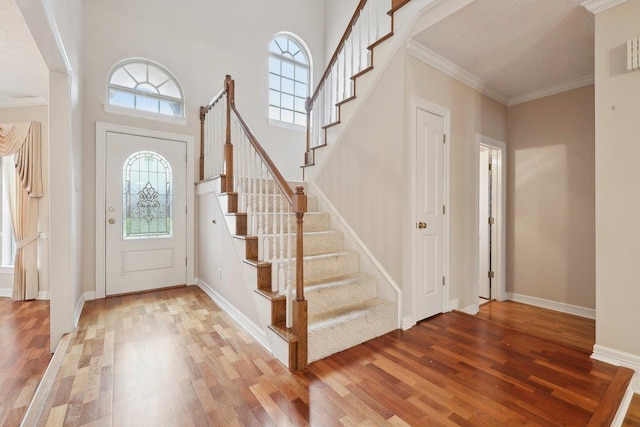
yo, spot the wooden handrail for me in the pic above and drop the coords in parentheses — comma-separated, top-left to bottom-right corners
(201, 75, 308, 370)
(309, 0, 368, 105)
(229, 103, 295, 204)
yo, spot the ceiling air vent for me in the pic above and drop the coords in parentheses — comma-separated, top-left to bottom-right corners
(628, 37, 640, 71)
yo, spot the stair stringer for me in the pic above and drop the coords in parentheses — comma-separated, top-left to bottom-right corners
(195, 177, 288, 363)
(305, 0, 440, 182)
(307, 181, 402, 329)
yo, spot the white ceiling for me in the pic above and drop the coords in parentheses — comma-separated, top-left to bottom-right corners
(0, 0, 48, 106)
(411, 0, 595, 105)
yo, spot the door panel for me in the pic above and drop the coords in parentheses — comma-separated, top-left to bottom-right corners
(105, 132, 187, 295)
(416, 109, 445, 321)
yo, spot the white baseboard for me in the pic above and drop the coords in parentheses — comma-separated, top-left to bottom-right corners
(402, 316, 414, 331)
(506, 292, 595, 319)
(37, 291, 50, 300)
(448, 299, 459, 311)
(83, 291, 96, 301)
(460, 303, 479, 315)
(74, 293, 86, 328)
(197, 278, 270, 351)
(0, 288, 10, 298)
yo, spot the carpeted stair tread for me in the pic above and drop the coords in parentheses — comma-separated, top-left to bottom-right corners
(299, 251, 359, 283)
(305, 273, 377, 316)
(308, 298, 397, 362)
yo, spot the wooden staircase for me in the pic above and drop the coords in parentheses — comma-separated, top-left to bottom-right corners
(213, 176, 397, 366)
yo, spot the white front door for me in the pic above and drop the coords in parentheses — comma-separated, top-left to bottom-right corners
(105, 131, 187, 296)
(415, 109, 446, 321)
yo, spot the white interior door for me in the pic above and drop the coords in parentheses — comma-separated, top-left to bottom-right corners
(479, 148, 491, 299)
(105, 131, 187, 296)
(415, 109, 445, 321)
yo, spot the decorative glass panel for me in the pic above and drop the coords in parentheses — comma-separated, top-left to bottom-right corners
(122, 151, 173, 239)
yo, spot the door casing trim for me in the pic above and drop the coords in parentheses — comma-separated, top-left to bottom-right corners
(95, 122, 195, 299)
(409, 97, 451, 326)
(474, 134, 507, 305)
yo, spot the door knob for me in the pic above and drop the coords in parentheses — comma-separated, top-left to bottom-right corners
(108, 218, 116, 224)
(417, 222, 427, 229)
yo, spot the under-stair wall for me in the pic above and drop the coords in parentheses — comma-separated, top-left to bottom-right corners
(196, 179, 272, 350)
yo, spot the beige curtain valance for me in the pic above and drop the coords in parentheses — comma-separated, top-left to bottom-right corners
(0, 122, 43, 198)
(0, 122, 43, 301)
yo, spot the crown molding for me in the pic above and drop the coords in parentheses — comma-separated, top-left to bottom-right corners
(0, 97, 48, 109)
(581, 0, 628, 14)
(508, 74, 594, 106)
(405, 40, 509, 105)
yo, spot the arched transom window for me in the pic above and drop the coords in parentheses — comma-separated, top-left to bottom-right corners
(123, 151, 173, 239)
(269, 34, 310, 126)
(107, 60, 184, 118)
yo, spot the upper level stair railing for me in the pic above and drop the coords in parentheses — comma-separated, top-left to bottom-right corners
(200, 76, 308, 370)
(305, 0, 400, 165)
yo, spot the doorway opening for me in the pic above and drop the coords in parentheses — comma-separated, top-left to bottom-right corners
(476, 135, 506, 309)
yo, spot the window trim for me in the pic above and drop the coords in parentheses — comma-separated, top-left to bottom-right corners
(104, 58, 186, 124)
(268, 32, 313, 127)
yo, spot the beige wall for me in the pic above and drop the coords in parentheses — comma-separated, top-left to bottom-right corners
(0, 104, 50, 295)
(506, 86, 595, 309)
(404, 55, 508, 312)
(594, 0, 640, 357)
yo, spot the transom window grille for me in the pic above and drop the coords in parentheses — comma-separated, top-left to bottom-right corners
(269, 34, 310, 126)
(123, 151, 173, 239)
(107, 60, 184, 118)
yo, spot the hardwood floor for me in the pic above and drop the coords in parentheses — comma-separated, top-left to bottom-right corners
(475, 300, 595, 353)
(624, 394, 640, 426)
(34, 286, 631, 426)
(0, 298, 51, 427)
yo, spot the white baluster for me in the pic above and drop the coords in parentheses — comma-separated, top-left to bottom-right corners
(286, 204, 293, 329)
(263, 171, 270, 262)
(257, 163, 265, 261)
(271, 182, 278, 292)
(246, 145, 253, 235)
(278, 189, 285, 295)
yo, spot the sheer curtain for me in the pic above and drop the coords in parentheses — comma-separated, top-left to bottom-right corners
(0, 122, 43, 300)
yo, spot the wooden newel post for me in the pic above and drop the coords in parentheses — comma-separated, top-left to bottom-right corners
(304, 97, 313, 166)
(224, 75, 234, 193)
(292, 185, 308, 370)
(199, 106, 206, 181)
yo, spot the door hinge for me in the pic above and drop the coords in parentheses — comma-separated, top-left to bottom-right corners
(488, 271, 495, 279)
(442, 276, 446, 286)
(442, 205, 446, 215)
(488, 217, 495, 225)
(186, 257, 188, 266)
(488, 163, 493, 171)
(443, 135, 446, 144)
